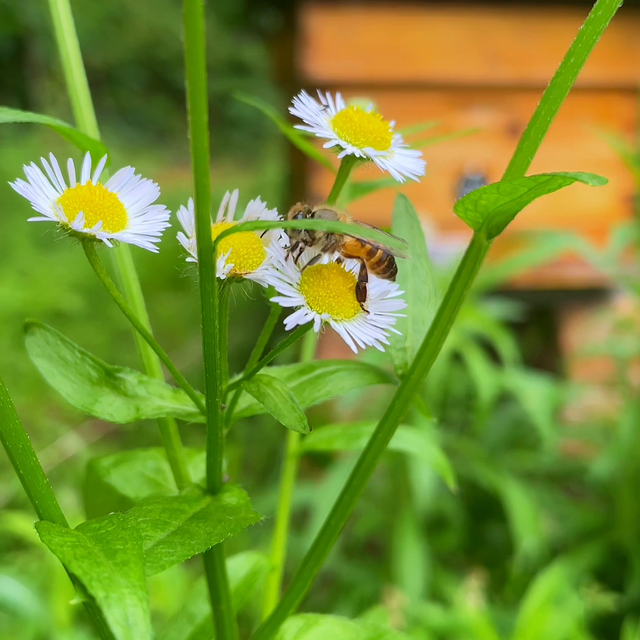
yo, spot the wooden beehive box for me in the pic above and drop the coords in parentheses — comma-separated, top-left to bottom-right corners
(296, 3, 640, 289)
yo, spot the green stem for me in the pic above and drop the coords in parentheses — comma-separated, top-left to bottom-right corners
(226, 324, 311, 393)
(183, 0, 237, 637)
(46, 0, 99, 138)
(83, 241, 206, 416)
(502, 0, 622, 180)
(225, 303, 281, 428)
(46, 0, 191, 489)
(252, 3, 622, 637)
(0, 375, 68, 526)
(261, 331, 318, 620)
(251, 304, 283, 368)
(326, 156, 358, 205)
(261, 431, 301, 619)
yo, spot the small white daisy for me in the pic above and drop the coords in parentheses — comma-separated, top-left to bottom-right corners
(265, 243, 407, 353)
(176, 189, 285, 287)
(289, 90, 426, 184)
(9, 152, 171, 252)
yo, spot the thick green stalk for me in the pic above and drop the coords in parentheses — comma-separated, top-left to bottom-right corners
(261, 331, 318, 619)
(183, 0, 237, 638)
(46, 0, 191, 488)
(326, 155, 358, 206)
(83, 242, 206, 416)
(252, 2, 621, 637)
(0, 375, 68, 526)
(226, 324, 311, 393)
(183, 0, 222, 494)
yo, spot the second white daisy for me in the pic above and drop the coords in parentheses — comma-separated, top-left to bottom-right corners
(289, 90, 426, 184)
(10, 152, 171, 252)
(176, 189, 285, 287)
(265, 243, 407, 353)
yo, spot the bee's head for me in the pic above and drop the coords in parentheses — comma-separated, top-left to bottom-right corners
(286, 203, 314, 242)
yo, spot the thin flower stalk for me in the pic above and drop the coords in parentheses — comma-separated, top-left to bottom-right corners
(225, 324, 311, 394)
(225, 304, 282, 428)
(83, 241, 206, 417)
(46, 0, 192, 488)
(261, 331, 317, 620)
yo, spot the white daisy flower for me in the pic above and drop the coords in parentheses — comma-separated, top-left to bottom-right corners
(289, 90, 426, 184)
(265, 243, 406, 353)
(176, 189, 285, 287)
(9, 152, 170, 252)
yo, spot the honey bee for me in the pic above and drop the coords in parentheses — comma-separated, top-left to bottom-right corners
(286, 203, 408, 306)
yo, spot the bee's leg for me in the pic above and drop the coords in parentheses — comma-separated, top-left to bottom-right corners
(302, 253, 322, 271)
(356, 259, 368, 309)
(293, 243, 308, 265)
(287, 241, 301, 262)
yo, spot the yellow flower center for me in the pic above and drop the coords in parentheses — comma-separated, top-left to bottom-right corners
(57, 181, 128, 233)
(212, 221, 266, 275)
(299, 263, 362, 320)
(331, 106, 393, 152)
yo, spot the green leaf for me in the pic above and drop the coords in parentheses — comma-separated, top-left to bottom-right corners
(25, 321, 202, 424)
(0, 107, 109, 163)
(242, 374, 310, 434)
(512, 561, 587, 640)
(301, 421, 456, 490)
(36, 514, 152, 640)
(27, 323, 397, 428)
(159, 551, 269, 640)
(234, 93, 335, 173)
(218, 218, 410, 258)
(389, 194, 440, 375)
(127, 485, 261, 576)
(453, 172, 608, 238)
(83, 448, 206, 519)
(275, 614, 408, 640)
(340, 178, 399, 206)
(232, 360, 397, 422)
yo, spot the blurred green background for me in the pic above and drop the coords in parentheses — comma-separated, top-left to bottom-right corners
(3, 1, 640, 640)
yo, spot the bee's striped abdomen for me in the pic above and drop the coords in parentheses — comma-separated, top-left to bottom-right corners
(342, 239, 398, 282)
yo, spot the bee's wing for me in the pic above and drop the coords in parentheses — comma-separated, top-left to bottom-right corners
(350, 220, 410, 259)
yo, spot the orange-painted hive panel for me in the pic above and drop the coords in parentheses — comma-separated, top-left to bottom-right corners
(297, 3, 640, 289)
